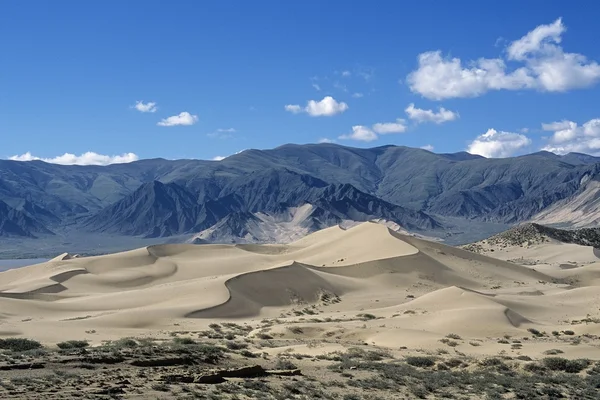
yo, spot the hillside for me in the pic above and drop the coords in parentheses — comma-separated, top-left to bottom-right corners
(1, 144, 600, 251)
(463, 223, 600, 253)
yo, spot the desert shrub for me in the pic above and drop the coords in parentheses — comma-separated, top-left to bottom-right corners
(57, 340, 89, 350)
(527, 328, 543, 336)
(256, 332, 273, 340)
(357, 313, 377, 320)
(275, 358, 298, 370)
(445, 358, 464, 368)
(517, 355, 532, 361)
(446, 333, 462, 340)
(172, 337, 196, 345)
(110, 338, 138, 348)
(543, 357, 590, 373)
(225, 341, 248, 350)
(563, 330, 575, 336)
(0, 338, 42, 352)
(543, 349, 564, 355)
(240, 350, 259, 358)
(405, 356, 436, 368)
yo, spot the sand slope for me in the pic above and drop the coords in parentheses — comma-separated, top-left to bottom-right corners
(2, 221, 600, 360)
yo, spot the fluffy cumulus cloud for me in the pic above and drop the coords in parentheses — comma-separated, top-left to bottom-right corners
(339, 125, 378, 142)
(212, 156, 226, 161)
(407, 18, 600, 100)
(339, 119, 407, 142)
(372, 119, 407, 134)
(285, 96, 348, 117)
(467, 129, 532, 158)
(405, 103, 458, 124)
(133, 101, 158, 113)
(421, 144, 434, 151)
(9, 152, 139, 165)
(157, 111, 199, 126)
(541, 118, 600, 155)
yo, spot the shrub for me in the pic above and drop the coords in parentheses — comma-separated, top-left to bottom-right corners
(275, 358, 298, 370)
(357, 313, 377, 320)
(543, 357, 590, 373)
(256, 333, 273, 340)
(172, 337, 196, 345)
(563, 330, 575, 336)
(240, 350, 259, 358)
(446, 333, 462, 340)
(57, 340, 89, 350)
(110, 338, 138, 348)
(405, 356, 436, 368)
(0, 338, 43, 352)
(527, 328, 542, 336)
(543, 349, 564, 355)
(225, 341, 248, 350)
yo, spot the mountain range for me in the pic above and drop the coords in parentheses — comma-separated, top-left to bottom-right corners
(1, 144, 600, 251)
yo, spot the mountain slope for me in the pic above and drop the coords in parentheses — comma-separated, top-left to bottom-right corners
(0, 200, 53, 238)
(83, 181, 203, 237)
(2, 144, 600, 242)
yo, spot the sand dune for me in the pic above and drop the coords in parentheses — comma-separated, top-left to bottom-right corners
(1, 221, 600, 360)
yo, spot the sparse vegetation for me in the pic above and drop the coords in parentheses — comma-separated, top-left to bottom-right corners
(57, 340, 89, 349)
(0, 338, 42, 352)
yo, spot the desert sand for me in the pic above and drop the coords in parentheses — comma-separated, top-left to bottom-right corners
(1, 221, 600, 363)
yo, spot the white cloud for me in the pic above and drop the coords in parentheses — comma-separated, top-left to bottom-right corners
(207, 128, 236, 139)
(541, 118, 600, 155)
(339, 125, 378, 142)
(506, 18, 564, 61)
(407, 51, 534, 99)
(352, 92, 364, 98)
(312, 83, 321, 91)
(421, 144, 434, 151)
(405, 103, 458, 124)
(285, 96, 349, 117)
(467, 129, 531, 158)
(133, 101, 157, 113)
(212, 156, 226, 161)
(339, 118, 408, 142)
(520, 128, 530, 133)
(407, 18, 600, 99)
(9, 152, 139, 165)
(157, 111, 199, 126)
(284, 104, 303, 114)
(372, 119, 407, 134)
(341, 70, 351, 77)
(317, 138, 336, 144)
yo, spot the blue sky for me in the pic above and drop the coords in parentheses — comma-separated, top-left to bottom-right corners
(1, 0, 600, 164)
